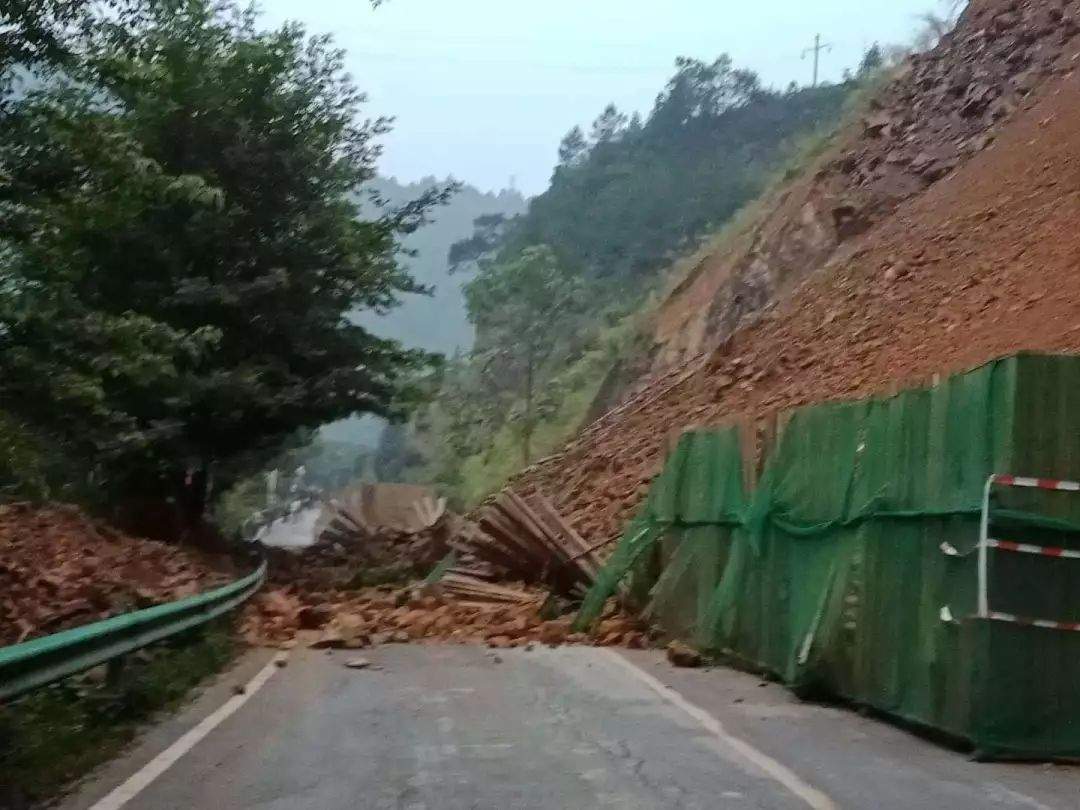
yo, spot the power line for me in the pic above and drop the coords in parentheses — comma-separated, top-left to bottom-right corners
(801, 33, 833, 88)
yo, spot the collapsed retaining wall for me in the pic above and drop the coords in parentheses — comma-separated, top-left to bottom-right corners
(580, 353, 1080, 758)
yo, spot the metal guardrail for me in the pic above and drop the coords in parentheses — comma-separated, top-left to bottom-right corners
(0, 561, 266, 702)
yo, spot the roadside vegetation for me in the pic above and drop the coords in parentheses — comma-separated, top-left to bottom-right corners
(0, 0, 445, 539)
(377, 47, 893, 508)
(0, 618, 238, 807)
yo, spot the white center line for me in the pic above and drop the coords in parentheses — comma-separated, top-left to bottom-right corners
(602, 650, 838, 810)
(88, 653, 287, 810)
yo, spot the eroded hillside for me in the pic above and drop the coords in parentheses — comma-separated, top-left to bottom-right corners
(514, 0, 1080, 546)
(655, 0, 1079, 365)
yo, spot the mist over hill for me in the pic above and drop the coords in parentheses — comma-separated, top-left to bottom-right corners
(320, 177, 526, 446)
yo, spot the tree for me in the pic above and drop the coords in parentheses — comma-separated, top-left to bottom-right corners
(589, 103, 628, 144)
(463, 246, 582, 464)
(649, 56, 761, 131)
(557, 125, 588, 167)
(857, 43, 883, 79)
(0, 1, 447, 534)
(2, 0, 102, 72)
(448, 213, 512, 272)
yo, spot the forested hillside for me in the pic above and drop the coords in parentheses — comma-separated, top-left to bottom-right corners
(395, 53, 880, 506)
(480, 58, 856, 286)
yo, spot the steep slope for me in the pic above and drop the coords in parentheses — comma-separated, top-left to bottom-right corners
(654, 0, 1080, 366)
(513, 0, 1080, 546)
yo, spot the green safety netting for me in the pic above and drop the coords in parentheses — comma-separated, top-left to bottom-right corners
(578, 353, 1080, 758)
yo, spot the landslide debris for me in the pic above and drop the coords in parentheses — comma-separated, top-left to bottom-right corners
(656, 0, 1080, 366)
(512, 0, 1080, 548)
(241, 583, 648, 651)
(0, 503, 232, 645)
(248, 489, 646, 650)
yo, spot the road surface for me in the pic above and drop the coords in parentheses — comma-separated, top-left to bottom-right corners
(60, 645, 1079, 810)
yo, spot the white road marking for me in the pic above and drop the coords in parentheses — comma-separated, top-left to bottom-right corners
(88, 653, 287, 810)
(985, 783, 1057, 810)
(602, 650, 837, 810)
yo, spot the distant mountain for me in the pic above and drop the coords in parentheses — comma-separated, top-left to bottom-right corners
(357, 176, 526, 354)
(321, 177, 527, 446)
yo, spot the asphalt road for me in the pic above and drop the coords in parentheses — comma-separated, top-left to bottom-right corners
(61, 645, 1080, 810)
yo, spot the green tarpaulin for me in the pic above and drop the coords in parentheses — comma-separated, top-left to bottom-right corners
(579, 353, 1080, 759)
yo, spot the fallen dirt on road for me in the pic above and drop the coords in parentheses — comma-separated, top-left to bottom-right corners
(250, 487, 647, 652)
(241, 583, 648, 651)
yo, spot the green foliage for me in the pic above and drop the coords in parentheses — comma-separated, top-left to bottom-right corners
(463, 245, 585, 464)
(0, 619, 237, 806)
(418, 312, 644, 508)
(0, 412, 53, 501)
(0, 1, 447, 519)
(0, 1, 128, 73)
(420, 56, 860, 504)
(457, 55, 854, 290)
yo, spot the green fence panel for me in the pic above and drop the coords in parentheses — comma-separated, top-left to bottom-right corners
(580, 353, 1080, 758)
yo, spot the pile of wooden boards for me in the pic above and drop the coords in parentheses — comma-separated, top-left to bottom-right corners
(447, 490, 603, 599)
(318, 483, 447, 546)
(435, 572, 538, 606)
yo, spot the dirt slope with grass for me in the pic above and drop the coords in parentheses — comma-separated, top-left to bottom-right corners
(512, 0, 1080, 546)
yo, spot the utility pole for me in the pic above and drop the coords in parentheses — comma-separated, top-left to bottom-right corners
(801, 33, 833, 88)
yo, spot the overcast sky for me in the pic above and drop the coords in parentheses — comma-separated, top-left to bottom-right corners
(257, 0, 948, 196)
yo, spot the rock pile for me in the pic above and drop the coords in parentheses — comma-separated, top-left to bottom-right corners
(833, 0, 1080, 221)
(0, 503, 231, 645)
(250, 488, 651, 650)
(240, 584, 649, 650)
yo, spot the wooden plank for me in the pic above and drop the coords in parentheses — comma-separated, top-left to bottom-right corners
(477, 508, 548, 570)
(501, 492, 575, 567)
(498, 494, 586, 593)
(482, 504, 558, 575)
(524, 495, 600, 581)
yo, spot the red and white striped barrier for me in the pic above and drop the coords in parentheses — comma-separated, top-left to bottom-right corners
(986, 611, 1080, 632)
(991, 474, 1080, 492)
(986, 538, 1080, 560)
(974, 473, 1080, 626)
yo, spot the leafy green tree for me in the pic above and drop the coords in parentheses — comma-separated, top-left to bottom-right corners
(556, 125, 588, 167)
(463, 246, 582, 464)
(2, 0, 101, 71)
(458, 54, 852, 295)
(0, 1, 446, 532)
(589, 103, 628, 144)
(447, 213, 513, 272)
